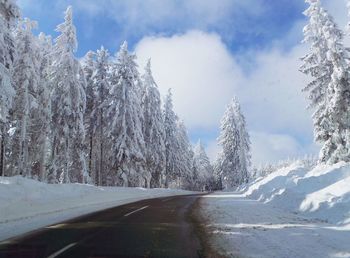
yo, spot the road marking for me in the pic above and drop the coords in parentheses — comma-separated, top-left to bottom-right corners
(124, 205, 149, 217)
(47, 242, 77, 258)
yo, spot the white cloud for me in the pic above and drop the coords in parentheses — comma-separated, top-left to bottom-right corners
(237, 45, 313, 137)
(250, 132, 318, 166)
(135, 30, 318, 165)
(135, 31, 242, 129)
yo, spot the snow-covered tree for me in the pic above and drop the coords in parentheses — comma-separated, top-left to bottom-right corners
(320, 10, 350, 163)
(301, 0, 350, 164)
(92, 47, 110, 185)
(141, 59, 166, 188)
(50, 6, 88, 183)
(10, 18, 40, 178)
(82, 50, 96, 181)
(193, 140, 215, 191)
(175, 120, 194, 189)
(0, 0, 19, 176)
(31, 32, 53, 182)
(217, 98, 251, 188)
(300, 0, 333, 157)
(163, 89, 180, 187)
(107, 42, 146, 187)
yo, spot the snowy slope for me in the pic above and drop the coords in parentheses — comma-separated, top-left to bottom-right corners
(0, 176, 194, 241)
(243, 161, 350, 224)
(199, 162, 350, 257)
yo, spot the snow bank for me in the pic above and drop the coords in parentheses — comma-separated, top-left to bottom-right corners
(0, 176, 193, 241)
(242, 161, 350, 224)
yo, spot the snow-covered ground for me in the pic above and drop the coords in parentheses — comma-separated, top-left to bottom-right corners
(0, 176, 193, 241)
(200, 161, 350, 258)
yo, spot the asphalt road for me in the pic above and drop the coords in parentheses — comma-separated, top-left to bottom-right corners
(0, 194, 205, 258)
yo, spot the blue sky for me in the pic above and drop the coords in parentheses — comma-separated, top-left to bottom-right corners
(17, 0, 349, 165)
(18, 0, 305, 56)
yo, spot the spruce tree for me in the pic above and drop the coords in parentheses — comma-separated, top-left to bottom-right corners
(163, 89, 179, 187)
(10, 18, 40, 178)
(217, 98, 251, 188)
(176, 120, 194, 189)
(141, 59, 166, 188)
(107, 42, 146, 187)
(193, 140, 215, 191)
(50, 6, 88, 183)
(0, 0, 19, 176)
(301, 0, 350, 164)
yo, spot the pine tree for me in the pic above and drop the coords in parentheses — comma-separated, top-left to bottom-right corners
(29, 32, 52, 182)
(93, 47, 110, 185)
(50, 6, 88, 183)
(107, 42, 146, 187)
(0, 0, 19, 176)
(217, 98, 251, 188)
(10, 18, 41, 178)
(82, 50, 96, 182)
(193, 140, 215, 191)
(301, 0, 350, 164)
(300, 0, 333, 159)
(163, 89, 180, 187)
(141, 59, 166, 188)
(320, 11, 350, 163)
(176, 120, 194, 189)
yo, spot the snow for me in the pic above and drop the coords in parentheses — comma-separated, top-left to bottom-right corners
(200, 161, 350, 257)
(0, 176, 193, 241)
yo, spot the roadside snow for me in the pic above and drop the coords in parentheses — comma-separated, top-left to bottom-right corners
(200, 192, 350, 258)
(0, 176, 193, 241)
(200, 162, 350, 257)
(243, 161, 350, 224)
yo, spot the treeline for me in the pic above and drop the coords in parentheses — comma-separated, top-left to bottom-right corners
(0, 2, 216, 190)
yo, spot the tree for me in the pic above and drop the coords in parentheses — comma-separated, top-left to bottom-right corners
(175, 120, 194, 189)
(163, 89, 180, 187)
(92, 47, 110, 185)
(50, 6, 88, 183)
(141, 59, 166, 188)
(82, 50, 96, 182)
(301, 0, 350, 164)
(10, 18, 40, 178)
(82, 47, 110, 185)
(107, 41, 146, 187)
(217, 98, 251, 188)
(31, 32, 53, 182)
(320, 10, 350, 163)
(193, 140, 215, 191)
(0, 0, 19, 176)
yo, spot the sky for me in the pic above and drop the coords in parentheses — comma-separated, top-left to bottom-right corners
(16, 0, 349, 166)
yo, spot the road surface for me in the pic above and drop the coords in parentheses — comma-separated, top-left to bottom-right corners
(0, 194, 205, 258)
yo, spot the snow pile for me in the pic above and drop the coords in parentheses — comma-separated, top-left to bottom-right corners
(242, 161, 350, 224)
(0, 176, 193, 241)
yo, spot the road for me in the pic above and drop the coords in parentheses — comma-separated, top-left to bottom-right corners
(0, 194, 205, 258)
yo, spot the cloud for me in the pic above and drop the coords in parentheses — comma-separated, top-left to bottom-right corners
(135, 31, 243, 129)
(250, 132, 318, 166)
(134, 29, 318, 165)
(237, 44, 313, 137)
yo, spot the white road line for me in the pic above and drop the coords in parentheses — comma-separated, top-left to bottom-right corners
(124, 205, 149, 217)
(47, 242, 77, 258)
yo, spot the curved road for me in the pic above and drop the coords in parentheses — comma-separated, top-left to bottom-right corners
(0, 194, 205, 258)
